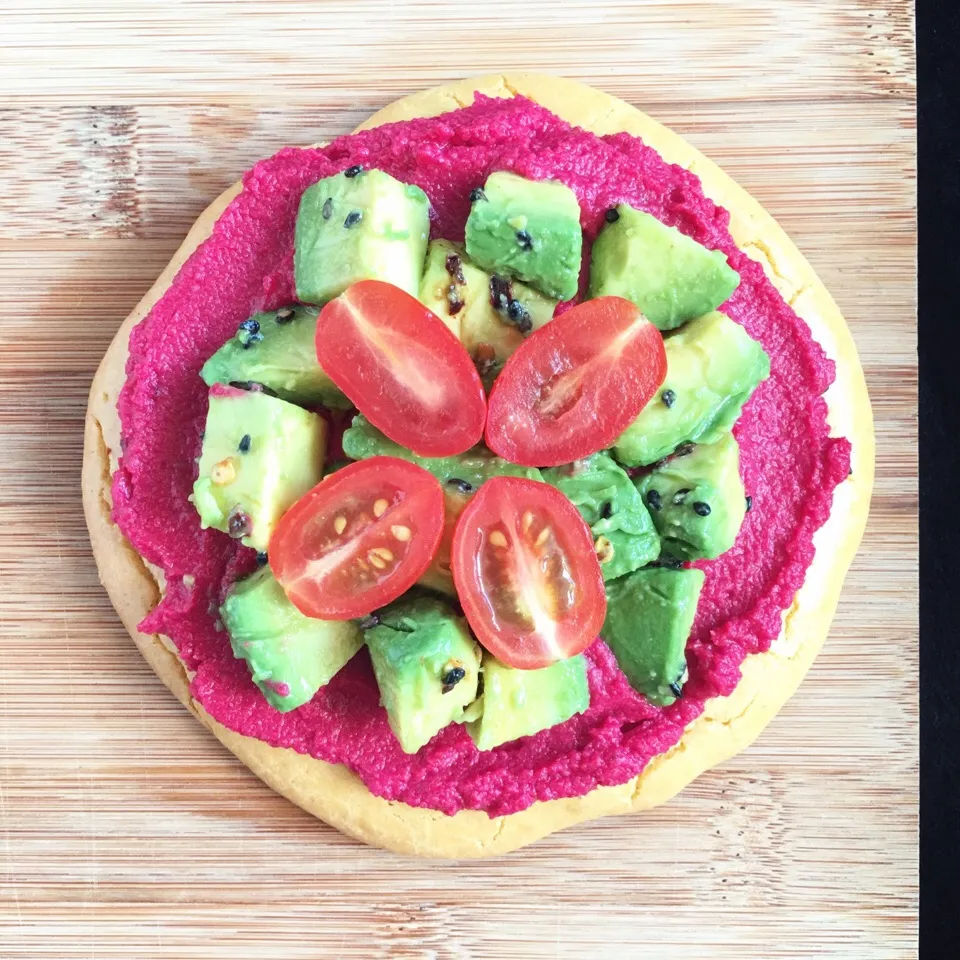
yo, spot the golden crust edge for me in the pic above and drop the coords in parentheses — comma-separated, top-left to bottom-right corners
(81, 73, 874, 859)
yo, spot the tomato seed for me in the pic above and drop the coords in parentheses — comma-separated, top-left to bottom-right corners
(369, 554, 387, 570)
(489, 530, 508, 548)
(594, 535, 614, 564)
(211, 457, 237, 485)
(535, 527, 551, 547)
(373, 498, 388, 518)
(372, 547, 394, 563)
(522, 511, 534, 532)
(334, 515, 347, 534)
(391, 525, 412, 542)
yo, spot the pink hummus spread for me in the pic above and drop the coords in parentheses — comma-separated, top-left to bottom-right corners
(114, 96, 851, 817)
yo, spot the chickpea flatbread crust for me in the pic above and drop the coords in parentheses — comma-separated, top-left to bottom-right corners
(82, 74, 873, 858)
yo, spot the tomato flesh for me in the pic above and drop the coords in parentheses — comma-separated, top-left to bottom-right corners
(270, 457, 445, 620)
(451, 477, 606, 669)
(315, 280, 487, 458)
(484, 296, 667, 467)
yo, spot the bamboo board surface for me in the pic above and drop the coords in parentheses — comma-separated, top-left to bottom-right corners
(0, 3, 916, 958)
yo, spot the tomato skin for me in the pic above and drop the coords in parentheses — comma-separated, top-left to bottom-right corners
(269, 457, 445, 620)
(451, 476, 606, 670)
(315, 280, 487, 458)
(484, 296, 667, 467)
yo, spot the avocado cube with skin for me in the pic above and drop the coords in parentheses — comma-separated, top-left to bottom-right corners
(589, 205, 740, 331)
(637, 434, 747, 561)
(419, 239, 558, 363)
(201, 304, 350, 409)
(192, 385, 326, 552)
(366, 597, 482, 754)
(602, 567, 705, 706)
(469, 654, 590, 752)
(465, 172, 583, 301)
(222, 566, 364, 712)
(294, 168, 430, 304)
(341, 415, 543, 489)
(542, 452, 659, 581)
(613, 311, 770, 467)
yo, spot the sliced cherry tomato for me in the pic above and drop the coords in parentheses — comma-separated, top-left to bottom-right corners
(315, 280, 487, 457)
(451, 476, 606, 670)
(270, 456, 444, 619)
(484, 296, 667, 467)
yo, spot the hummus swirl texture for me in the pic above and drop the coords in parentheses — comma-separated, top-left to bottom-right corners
(113, 95, 850, 818)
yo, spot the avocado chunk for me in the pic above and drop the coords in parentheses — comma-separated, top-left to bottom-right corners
(366, 596, 482, 754)
(542, 453, 659, 581)
(465, 172, 582, 301)
(222, 566, 363, 712)
(419, 239, 557, 364)
(417, 482, 472, 597)
(613, 311, 770, 466)
(602, 567, 705, 706)
(589, 206, 740, 331)
(294, 167, 430, 304)
(191, 384, 326, 551)
(200, 304, 350, 409)
(469, 654, 590, 751)
(636, 434, 746, 561)
(341, 415, 542, 489)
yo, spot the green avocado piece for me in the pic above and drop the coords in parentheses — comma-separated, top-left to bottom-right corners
(221, 566, 363, 712)
(294, 168, 430, 304)
(589, 206, 740, 331)
(191, 385, 326, 552)
(200, 304, 350, 409)
(465, 172, 583, 301)
(542, 453, 659, 581)
(469, 654, 590, 752)
(613, 311, 770, 467)
(636, 434, 746, 561)
(419, 239, 557, 366)
(366, 596, 482, 754)
(602, 567, 705, 706)
(341, 415, 542, 489)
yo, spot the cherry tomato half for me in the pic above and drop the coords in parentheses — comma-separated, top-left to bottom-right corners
(484, 296, 667, 467)
(315, 280, 487, 458)
(270, 457, 445, 620)
(451, 476, 606, 670)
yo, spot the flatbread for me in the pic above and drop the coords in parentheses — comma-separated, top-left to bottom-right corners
(82, 74, 874, 858)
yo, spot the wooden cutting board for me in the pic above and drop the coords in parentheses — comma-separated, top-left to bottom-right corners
(0, 2, 916, 957)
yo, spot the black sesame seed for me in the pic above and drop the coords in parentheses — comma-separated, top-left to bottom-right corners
(357, 613, 381, 631)
(238, 319, 260, 334)
(505, 299, 532, 333)
(672, 487, 691, 505)
(227, 509, 251, 539)
(669, 681, 684, 699)
(446, 288, 464, 316)
(255, 551, 268, 566)
(275, 306, 295, 324)
(238, 434, 252, 454)
(600, 501, 613, 520)
(441, 666, 467, 694)
(659, 554, 684, 570)
(228, 380, 279, 398)
(489, 274, 513, 312)
(469, 187, 487, 203)
(674, 442, 696, 458)
(605, 207, 620, 223)
(241, 332, 263, 349)
(445, 254, 466, 285)
(645, 489, 662, 511)
(661, 389, 676, 408)
(321, 197, 333, 220)
(745, 495, 753, 512)
(446, 477, 474, 495)
(344, 210, 363, 228)
(516, 229, 533, 250)
(344, 164, 363, 178)
(692, 501, 712, 517)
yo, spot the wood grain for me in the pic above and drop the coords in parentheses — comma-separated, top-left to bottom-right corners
(0, 2, 916, 958)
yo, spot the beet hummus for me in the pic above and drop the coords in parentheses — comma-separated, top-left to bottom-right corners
(113, 95, 851, 817)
